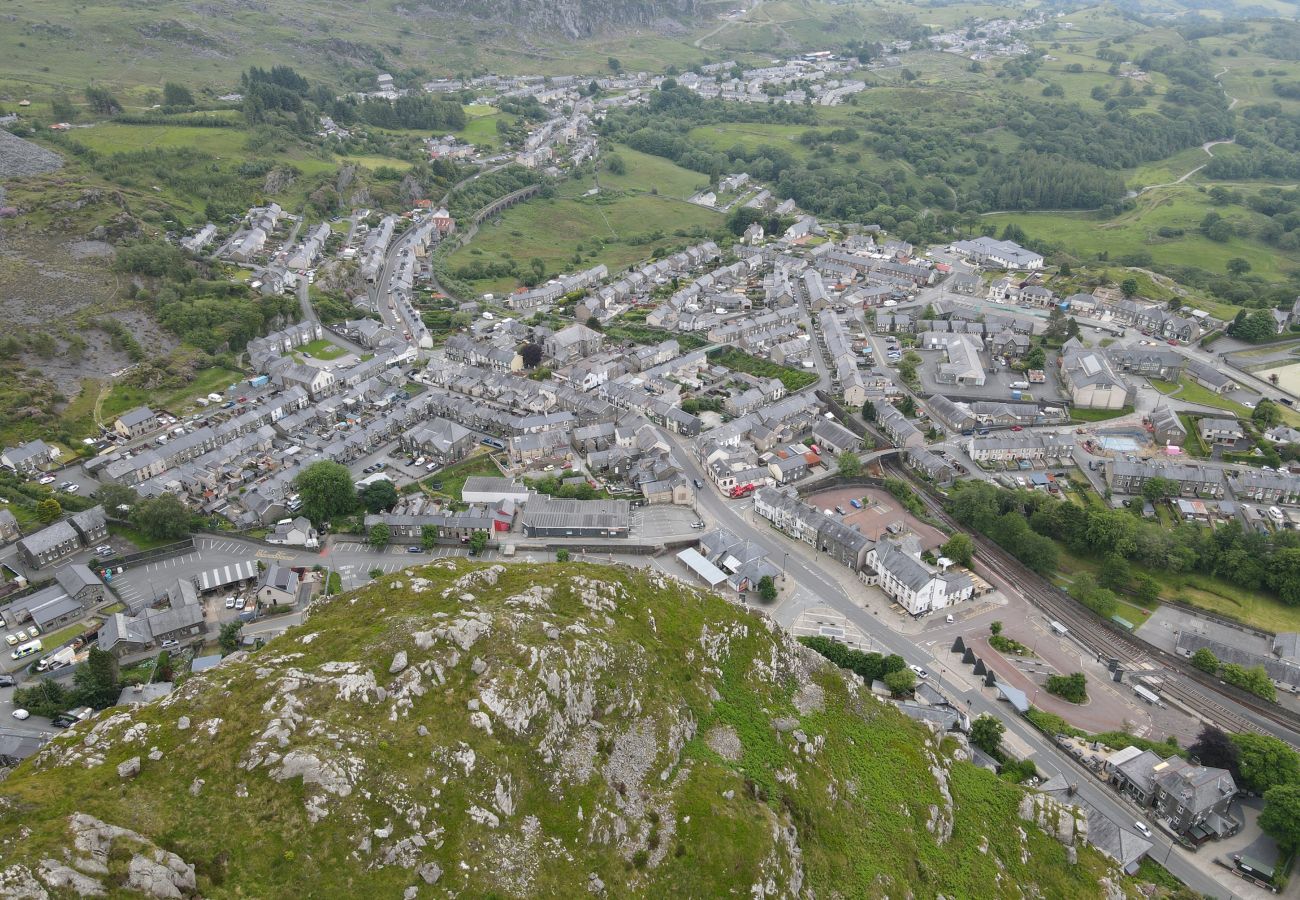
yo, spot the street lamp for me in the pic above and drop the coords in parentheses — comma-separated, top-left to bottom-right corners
(782, 551, 789, 583)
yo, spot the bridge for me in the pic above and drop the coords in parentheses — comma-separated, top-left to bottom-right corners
(471, 183, 543, 226)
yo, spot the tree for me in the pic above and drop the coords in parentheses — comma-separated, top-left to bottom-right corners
(163, 82, 194, 107)
(608, 57, 622, 73)
(1141, 476, 1179, 503)
(883, 667, 916, 696)
(421, 525, 439, 551)
(13, 678, 73, 718)
(606, 153, 627, 175)
(970, 715, 1005, 756)
(130, 493, 192, 540)
(1187, 726, 1239, 774)
(520, 343, 543, 369)
(296, 461, 358, 524)
(861, 399, 877, 421)
(1190, 647, 1220, 674)
(1253, 399, 1283, 429)
(1260, 783, 1300, 850)
(72, 647, 121, 709)
(360, 479, 398, 513)
(49, 94, 78, 122)
(1226, 257, 1252, 276)
(837, 451, 861, 478)
(757, 575, 778, 603)
(83, 85, 122, 115)
(1133, 574, 1160, 606)
(368, 523, 390, 549)
(97, 482, 138, 516)
(1120, 277, 1140, 298)
(1232, 733, 1300, 793)
(990, 620, 1003, 636)
(36, 498, 62, 524)
(469, 530, 488, 555)
(941, 533, 975, 567)
(556, 548, 570, 562)
(1045, 672, 1087, 703)
(1098, 552, 1130, 591)
(218, 621, 243, 655)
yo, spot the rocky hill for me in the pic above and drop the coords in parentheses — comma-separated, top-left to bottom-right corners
(0, 561, 1129, 898)
(405, 0, 700, 37)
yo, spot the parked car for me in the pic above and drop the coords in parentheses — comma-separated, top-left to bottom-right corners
(11, 709, 29, 720)
(160, 639, 179, 650)
(908, 665, 929, 680)
(95, 545, 113, 556)
(691, 521, 705, 529)
(850, 499, 862, 509)
(407, 546, 422, 553)
(234, 598, 246, 610)
(224, 596, 236, 609)
(39, 475, 56, 485)
(1010, 425, 1023, 432)
(3, 635, 16, 646)
(64, 484, 79, 493)
(27, 625, 38, 636)
(1133, 821, 1152, 837)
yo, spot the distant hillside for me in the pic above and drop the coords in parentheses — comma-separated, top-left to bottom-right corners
(0, 561, 1129, 898)
(405, 0, 702, 37)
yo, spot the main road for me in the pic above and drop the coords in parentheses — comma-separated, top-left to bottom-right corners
(658, 426, 1236, 898)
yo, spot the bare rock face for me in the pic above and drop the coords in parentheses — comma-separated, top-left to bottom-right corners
(126, 849, 196, 899)
(36, 860, 104, 897)
(410, 0, 700, 38)
(390, 651, 409, 675)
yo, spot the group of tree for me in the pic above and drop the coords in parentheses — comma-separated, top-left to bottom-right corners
(12, 647, 122, 718)
(1184, 647, 1275, 701)
(948, 479, 1300, 606)
(1188, 726, 1300, 852)
(1044, 672, 1088, 704)
(798, 636, 914, 695)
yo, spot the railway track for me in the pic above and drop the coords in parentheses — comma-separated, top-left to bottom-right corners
(892, 465, 1284, 740)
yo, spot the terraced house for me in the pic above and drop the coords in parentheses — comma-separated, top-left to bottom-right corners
(1105, 461, 1225, 498)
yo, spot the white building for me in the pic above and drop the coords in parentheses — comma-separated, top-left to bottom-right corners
(866, 538, 974, 616)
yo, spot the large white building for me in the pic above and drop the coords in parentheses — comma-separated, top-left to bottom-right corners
(866, 538, 974, 616)
(950, 236, 1044, 271)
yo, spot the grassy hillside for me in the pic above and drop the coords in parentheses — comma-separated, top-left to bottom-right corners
(0, 561, 1129, 898)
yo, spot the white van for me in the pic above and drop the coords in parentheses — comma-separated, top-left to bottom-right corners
(12, 639, 42, 660)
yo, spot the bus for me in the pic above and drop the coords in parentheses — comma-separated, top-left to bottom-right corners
(12, 638, 42, 660)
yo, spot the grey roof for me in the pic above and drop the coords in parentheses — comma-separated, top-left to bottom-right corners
(1154, 761, 1236, 815)
(873, 539, 936, 591)
(116, 406, 156, 428)
(17, 520, 79, 556)
(258, 563, 300, 594)
(70, 506, 107, 537)
(55, 564, 101, 597)
(25, 586, 82, 628)
(520, 494, 629, 530)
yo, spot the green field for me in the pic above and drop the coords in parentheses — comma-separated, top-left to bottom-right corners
(69, 123, 248, 156)
(419, 452, 503, 502)
(97, 366, 245, 423)
(598, 145, 711, 201)
(986, 184, 1296, 281)
(297, 339, 348, 361)
(450, 190, 722, 296)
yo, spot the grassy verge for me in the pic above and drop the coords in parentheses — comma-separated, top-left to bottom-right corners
(1070, 406, 1133, 423)
(1057, 544, 1300, 633)
(708, 347, 819, 392)
(107, 523, 178, 552)
(36, 622, 86, 650)
(418, 452, 503, 501)
(604, 321, 708, 351)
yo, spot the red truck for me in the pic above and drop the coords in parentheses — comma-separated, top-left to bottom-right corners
(729, 483, 757, 499)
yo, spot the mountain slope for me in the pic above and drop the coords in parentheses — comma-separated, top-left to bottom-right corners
(0, 562, 1127, 898)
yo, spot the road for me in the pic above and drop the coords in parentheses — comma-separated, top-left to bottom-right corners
(656, 426, 1235, 895)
